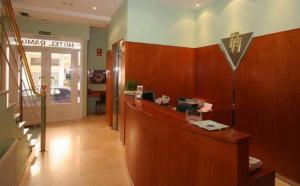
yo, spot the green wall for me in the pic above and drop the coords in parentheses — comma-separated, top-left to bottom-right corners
(88, 27, 107, 70)
(108, 0, 196, 49)
(108, 0, 300, 49)
(196, 0, 300, 47)
(16, 17, 89, 116)
(87, 27, 107, 113)
(127, 0, 196, 48)
(108, 0, 128, 49)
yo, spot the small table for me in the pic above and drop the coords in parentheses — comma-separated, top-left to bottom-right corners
(88, 90, 106, 114)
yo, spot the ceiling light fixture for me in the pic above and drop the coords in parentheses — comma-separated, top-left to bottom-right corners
(92, 6, 97, 10)
(196, 3, 200, 7)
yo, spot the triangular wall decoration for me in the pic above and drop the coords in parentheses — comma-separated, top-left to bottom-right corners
(220, 32, 253, 71)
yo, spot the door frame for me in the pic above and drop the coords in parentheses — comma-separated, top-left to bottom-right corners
(24, 46, 83, 122)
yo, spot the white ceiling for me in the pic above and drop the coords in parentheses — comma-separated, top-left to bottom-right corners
(155, 0, 215, 10)
(12, 0, 214, 28)
(12, 0, 124, 28)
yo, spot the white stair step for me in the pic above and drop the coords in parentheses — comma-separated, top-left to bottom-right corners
(14, 113, 20, 120)
(23, 128, 29, 135)
(18, 121, 26, 128)
(30, 139, 38, 147)
(27, 134, 32, 141)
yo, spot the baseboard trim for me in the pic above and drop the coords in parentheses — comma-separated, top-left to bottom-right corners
(17, 145, 37, 185)
(276, 173, 300, 186)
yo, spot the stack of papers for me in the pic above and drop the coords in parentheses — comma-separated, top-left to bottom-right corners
(198, 102, 213, 112)
(190, 120, 229, 131)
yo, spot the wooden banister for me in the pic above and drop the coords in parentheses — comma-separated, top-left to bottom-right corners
(2, 0, 41, 97)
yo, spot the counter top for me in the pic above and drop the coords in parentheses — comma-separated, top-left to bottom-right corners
(125, 97, 251, 144)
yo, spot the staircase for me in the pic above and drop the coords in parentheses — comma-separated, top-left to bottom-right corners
(0, 0, 47, 185)
(1, 90, 40, 143)
(0, 90, 39, 174)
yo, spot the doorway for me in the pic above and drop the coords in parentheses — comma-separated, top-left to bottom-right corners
(22, 46, 82, 123)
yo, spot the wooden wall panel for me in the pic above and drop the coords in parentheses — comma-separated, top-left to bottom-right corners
(195, 45, 234, 126)
(105, 50, 113, 127)
(235, 29, 300, 183)
(121, 29, 299, 183)
(124, 42, 196, 106)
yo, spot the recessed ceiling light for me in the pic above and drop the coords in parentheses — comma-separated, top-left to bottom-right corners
(196, 3, 200, 7)
(92, 6, 97, 10)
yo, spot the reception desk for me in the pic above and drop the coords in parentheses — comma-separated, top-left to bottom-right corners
(124, 97, 274, 186)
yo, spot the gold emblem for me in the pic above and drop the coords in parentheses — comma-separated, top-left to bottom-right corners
(221, 32, 253, 70)
(229, 32, 242, 54)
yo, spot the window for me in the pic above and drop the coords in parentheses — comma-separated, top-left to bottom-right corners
(31, 58, 41, 65)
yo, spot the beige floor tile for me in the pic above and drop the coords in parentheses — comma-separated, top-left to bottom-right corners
(20, 116, 132, 186)
(19, 115, 292, 186)
(276, 178, 292, 186)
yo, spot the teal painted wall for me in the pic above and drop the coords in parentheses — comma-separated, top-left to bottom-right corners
(127, 0, 196, 48)
(196, 0, 300, 47)
(108, 0, 128, 49)
(88, 27, 107, 70)
(16, 17, 89, 116)
(108, 0, 300, 48)
(87, 27, 107, 113)
(108, 0, 196, 48)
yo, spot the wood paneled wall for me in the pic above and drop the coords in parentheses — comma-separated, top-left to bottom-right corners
(195, 29, 300, 183)
(195, 45, 234, 126)
(105, 50, 113, 127)
(235, 29, 300, 183)
(124, 42, 196, 106)
(117, 28, 299, 183)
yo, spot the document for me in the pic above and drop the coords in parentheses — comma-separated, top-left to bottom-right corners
(190, 120, 229, 131)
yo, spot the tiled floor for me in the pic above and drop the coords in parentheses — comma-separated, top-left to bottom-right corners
(20, 115, 291, 186)
(20, 116, 132, 186)
(276, 179, 292, 186)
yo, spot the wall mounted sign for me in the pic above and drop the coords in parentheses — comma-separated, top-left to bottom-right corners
(38, 31, 52, 36)
(96, 48, 103, 56)
(220, 32, 253, 70)
(8, 37, 81, 50)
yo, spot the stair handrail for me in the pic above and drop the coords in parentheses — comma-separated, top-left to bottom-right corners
(2, 0, 47, 151)
(2, 0, 42, 97)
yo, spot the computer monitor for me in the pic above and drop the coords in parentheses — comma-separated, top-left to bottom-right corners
(142, 91, 155, 102)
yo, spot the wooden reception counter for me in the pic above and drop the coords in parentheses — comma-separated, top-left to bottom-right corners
(124, 97, 275, 186)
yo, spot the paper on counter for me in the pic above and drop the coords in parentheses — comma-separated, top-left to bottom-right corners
(190, 120, 228, 131)
(198, 102, 213, 112)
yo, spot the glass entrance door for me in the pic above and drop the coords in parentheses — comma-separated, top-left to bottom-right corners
(47, 51, 81, 122)
(24, 49, 82, 123)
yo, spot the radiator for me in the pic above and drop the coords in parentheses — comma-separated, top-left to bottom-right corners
(0, 139, 18, 186)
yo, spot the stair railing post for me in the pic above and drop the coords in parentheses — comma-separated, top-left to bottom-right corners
(40, 85, 47, 151)
(19, 62, 23, 122)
